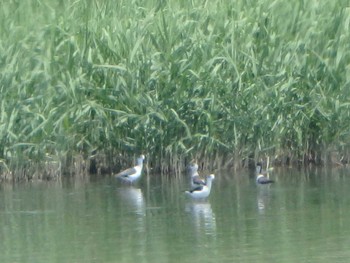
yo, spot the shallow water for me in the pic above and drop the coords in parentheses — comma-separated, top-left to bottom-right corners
(1, 167, 350, 263)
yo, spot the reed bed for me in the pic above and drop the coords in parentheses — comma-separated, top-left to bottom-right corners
(1, 0, 350, 179)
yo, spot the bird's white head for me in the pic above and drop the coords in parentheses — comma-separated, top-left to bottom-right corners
(188, 163, 199, 173)
(137, 155, 145, 166)
(207, 174, 215, 180)
(256, 162, 263, 174)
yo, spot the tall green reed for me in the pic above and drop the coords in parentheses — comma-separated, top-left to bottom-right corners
(0, 0, 350, 179)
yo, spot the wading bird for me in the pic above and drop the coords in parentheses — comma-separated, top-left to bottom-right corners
(186, 174, 215, 199)
(115, 155, 145, 184)
(188, 162, 206, 190)
(256, 162, 274, 184)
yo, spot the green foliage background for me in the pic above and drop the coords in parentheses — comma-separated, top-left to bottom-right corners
(1, 0, 350, 178)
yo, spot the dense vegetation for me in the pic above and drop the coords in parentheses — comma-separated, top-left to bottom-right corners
(1, 0, 350, 179)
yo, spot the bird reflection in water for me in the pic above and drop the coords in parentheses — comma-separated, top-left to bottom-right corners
(185, 201, 217, 237)
(118, 187, 146, 225)
(116, 187, 148, 260)
(257, 186, 273, 214)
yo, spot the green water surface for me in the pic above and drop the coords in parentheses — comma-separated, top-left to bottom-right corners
(1, 167, 350, 263)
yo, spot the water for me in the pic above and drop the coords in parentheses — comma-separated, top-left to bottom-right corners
(1, 167, 350, 263)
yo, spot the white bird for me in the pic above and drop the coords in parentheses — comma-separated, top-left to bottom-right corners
(115, 155, 145, 184)
(256, 162, 274, 184)
(188, 163, 206, 189)
(185, 174, 215, 199)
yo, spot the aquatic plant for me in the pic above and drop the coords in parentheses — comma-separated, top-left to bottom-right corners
(0, 0, 350, 179)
